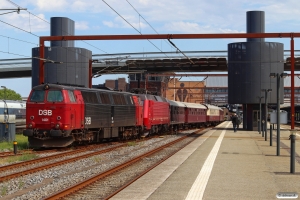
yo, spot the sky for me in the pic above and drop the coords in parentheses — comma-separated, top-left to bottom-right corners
(0, 0, 300, 97)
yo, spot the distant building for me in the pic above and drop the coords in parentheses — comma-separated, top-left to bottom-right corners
(93, 78, 128, 91)
(128, 74, 169, 96)
(166, 78, 205, 103)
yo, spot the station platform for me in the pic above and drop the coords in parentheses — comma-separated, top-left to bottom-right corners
(111, 121, 300, 200)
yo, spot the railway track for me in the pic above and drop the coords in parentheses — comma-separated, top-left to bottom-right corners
(0, 127, 214, 200)
(0, 143, 125, 183)
(44, 128, 208, 199)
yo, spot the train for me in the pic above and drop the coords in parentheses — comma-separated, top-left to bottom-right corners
(23, 83, 224, 148)
(0, 100, 26, 126)
(280, 104, 300, 122)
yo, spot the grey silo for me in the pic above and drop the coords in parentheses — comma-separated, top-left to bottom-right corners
(227, 11, 284, 130)
(228, 11, 284, 104)
(31, 17, 91, 88)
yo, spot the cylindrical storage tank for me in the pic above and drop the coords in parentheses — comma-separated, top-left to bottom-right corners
(228, 42, 284, 104)
(50, 17, 75, 47)
(31, 47, 92, 87)
(246, 11, 265, 42)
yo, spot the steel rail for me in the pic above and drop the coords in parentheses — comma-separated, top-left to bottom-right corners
(0, 144, 125, 183)
(44, 133, 196, 200)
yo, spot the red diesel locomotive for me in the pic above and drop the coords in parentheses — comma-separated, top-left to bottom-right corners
(23, 83, 224, 148)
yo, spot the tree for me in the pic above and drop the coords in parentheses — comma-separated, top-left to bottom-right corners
(0, 88, 22, 100)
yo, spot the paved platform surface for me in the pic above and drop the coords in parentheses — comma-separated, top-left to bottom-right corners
(111, 121, 300, 200)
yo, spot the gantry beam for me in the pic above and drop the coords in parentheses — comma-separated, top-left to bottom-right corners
(39, 32, 299, 129)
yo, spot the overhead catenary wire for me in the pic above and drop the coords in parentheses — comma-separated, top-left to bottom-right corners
(102, 0, 169, 58)
(0, 34, 38, 46)
(102, 0, 194, 79)
(168, 39, 195, 65)
(3, 0, 110, 62)
(0, 19, 40, 37)
(124, 0, 197, 81)
(125, 0, 176, 52)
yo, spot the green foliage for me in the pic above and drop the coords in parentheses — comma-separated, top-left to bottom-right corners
(18, 179, 25, 189)
(1, 184, 7, 196)
(127, 141, 137, 146)
(0, 153, 38, 165)
(0, 134, 29, 151)
(0, 88, 22, 100)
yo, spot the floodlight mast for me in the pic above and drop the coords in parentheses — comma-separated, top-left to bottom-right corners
(38, 32, 297, 129)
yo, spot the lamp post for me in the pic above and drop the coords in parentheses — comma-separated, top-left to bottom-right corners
(257, 96, 264, 134)
(261, 89, 272, 140)
(269, 73, 287, 156)
(1, 86, 7, 123)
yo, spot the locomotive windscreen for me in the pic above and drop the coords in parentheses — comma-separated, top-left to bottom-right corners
(47, 91, 64, 102)
(30, 90, 45, 102)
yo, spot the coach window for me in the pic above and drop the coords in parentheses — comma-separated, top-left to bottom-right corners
(47, 91, 63, 102)
(30, 90, 45, 102)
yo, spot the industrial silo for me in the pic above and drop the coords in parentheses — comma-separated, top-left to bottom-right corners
(32, 17, 92, 87)
(228, 11, 284, 130)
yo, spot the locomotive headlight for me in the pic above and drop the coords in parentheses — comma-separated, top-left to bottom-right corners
(55, 122, 62, 129)
(57, 116, 61, 120)
(30, 116, 34, 120)
(28, 122, 35, 128)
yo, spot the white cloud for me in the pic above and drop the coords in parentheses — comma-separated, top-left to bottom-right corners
(1, 11, 49, 33)
(103, 21, 116, 28)
(32, 0, 69, 12)
(163, 22, 244, 34)
(75, 21, 89, 30)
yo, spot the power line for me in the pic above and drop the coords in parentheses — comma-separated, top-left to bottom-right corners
(0, 34, 38, 46)
(0, 50, 31, 57)
(102, 0, 167, 56)
(5, 0, 109, 56)
(102, 0, 190, 76)
(0, 19, 40, 37)
(125, 0, 176, 52)
(123, 0, 198, 81)
(124, 0, 196, 80)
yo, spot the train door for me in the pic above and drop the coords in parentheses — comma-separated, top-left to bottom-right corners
(253, 110, 259, 131)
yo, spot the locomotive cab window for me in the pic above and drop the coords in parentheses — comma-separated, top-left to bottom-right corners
(47, 91, 63, 102)
(30, 90, 45, 102)
(68, 90, 76, 102)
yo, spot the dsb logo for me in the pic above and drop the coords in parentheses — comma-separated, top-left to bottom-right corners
(39, 110, 52, 116)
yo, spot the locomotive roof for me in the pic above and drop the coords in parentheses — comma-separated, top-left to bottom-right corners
(32, 83, 133, 95)
(133, 93, 167, 102)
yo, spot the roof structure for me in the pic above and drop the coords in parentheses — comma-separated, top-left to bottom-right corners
(1, 56, 300, 79)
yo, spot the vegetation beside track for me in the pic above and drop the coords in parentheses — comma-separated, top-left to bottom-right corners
(0, 134, 29, 151)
